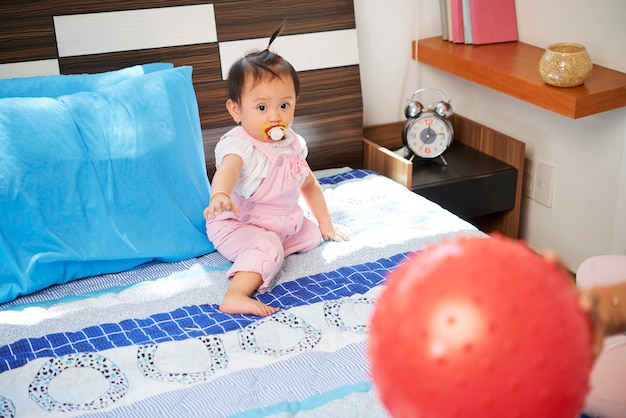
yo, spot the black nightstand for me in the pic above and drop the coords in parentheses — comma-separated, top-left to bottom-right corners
(411, 142, 517, 220)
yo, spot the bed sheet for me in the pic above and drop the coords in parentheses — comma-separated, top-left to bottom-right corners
(0, 169, 483, 418)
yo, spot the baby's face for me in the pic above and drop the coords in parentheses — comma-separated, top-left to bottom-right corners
(235, 75, 297, 142)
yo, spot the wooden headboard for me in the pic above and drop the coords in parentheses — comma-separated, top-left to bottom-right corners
(0, 0, 364, 178)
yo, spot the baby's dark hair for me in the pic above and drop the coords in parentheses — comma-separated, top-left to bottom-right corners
(226, 23, 299, 104)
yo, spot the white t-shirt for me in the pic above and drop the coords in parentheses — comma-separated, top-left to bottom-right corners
(214, 131, 308, 198)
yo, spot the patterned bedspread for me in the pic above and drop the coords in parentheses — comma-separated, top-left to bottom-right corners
(0, 170, 482, 417)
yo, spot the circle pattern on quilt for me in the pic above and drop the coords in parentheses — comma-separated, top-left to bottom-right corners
(324, 297, 374, 334)
(0, 396, 15, 418)
(28, 353, 128, 412)
(238, 311, 321, 357)
(137, 335, 228, 384)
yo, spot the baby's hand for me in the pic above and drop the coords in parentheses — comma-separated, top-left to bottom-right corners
(203, 192, 240, 219)
(577, 289, 608, 358)
(321, 224, 349, 242)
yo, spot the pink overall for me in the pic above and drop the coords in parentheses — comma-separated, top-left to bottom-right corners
(206, 127, 322, 292)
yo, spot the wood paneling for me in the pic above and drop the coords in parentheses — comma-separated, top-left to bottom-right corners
(217, 29, 359, 78)
(0, 1, 218, 19)
(53, 4, 216, 58)
(363, 122, 405, 150)
(294, 113, 363, 170)
(59, 44, 222, 84)
(214, 0, 355, 41)
(363, 138, 412, 188)
(195, 80, 232, 129)
(0, 17, 57, 63)
(297, 66, 362, 116)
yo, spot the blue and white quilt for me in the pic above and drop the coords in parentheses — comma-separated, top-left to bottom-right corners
(0, 170, 482, 417)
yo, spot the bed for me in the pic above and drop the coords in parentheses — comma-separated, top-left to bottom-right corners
(0, 1, 487, 416)
(0, 169, 483, 417)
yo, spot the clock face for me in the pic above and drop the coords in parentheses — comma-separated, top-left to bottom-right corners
(405, 115, 453, 158)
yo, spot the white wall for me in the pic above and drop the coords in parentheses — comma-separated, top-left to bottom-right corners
(354, 0, 626, 271)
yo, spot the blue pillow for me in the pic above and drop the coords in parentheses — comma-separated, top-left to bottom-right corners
(0, 62, 173, 98)
(0, 66, 214, 303)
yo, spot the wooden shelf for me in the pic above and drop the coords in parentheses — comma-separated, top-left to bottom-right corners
(415, 37, 626, 119)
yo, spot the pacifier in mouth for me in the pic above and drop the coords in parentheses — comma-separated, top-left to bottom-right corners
(262, 122, 288, 141)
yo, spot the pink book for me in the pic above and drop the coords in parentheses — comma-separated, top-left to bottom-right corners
(450, 0, 465, 43)
(469, 0, 518, 44)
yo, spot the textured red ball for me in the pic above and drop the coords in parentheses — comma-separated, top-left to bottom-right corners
(368, 234, 593, 418)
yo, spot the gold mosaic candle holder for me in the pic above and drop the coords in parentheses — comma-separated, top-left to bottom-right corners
(539, 43, 592, 87)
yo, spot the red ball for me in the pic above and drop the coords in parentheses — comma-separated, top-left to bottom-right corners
(368, 234, 593, 418)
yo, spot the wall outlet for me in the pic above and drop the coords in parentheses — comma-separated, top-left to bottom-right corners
(534, 161, 555, 207)
(523, 158, 536, 199)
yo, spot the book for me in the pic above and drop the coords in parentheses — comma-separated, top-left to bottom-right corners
(450, 0, 465, 43)
(446, 0, 453, 41)
(461, 0, 472, 44)
(439, 0, 448, 41)
(469, 0, 518, 44)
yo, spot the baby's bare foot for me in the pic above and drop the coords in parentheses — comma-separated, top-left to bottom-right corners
(219, 293, 279, 317)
